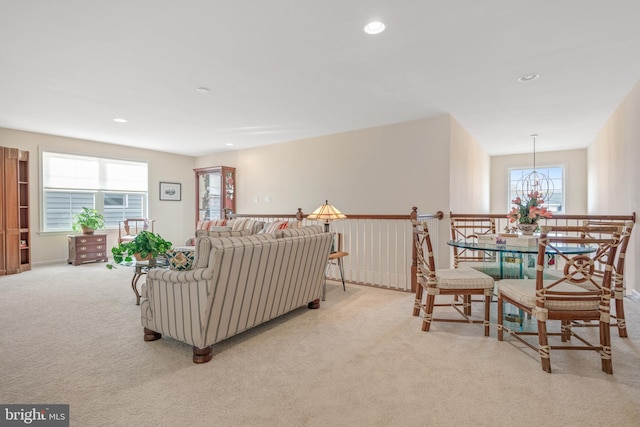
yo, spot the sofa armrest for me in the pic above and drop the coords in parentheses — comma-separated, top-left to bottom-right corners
(147, 266, 214, 283)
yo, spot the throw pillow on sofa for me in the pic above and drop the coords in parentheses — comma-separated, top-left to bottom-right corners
(166, 248, 195, 271)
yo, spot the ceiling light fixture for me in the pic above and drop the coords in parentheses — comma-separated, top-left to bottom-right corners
(225, 143, 234, 146)
(515, 134, 554, 202)
(518, 73, 540, 82)
(364, 21, 385, 35)
(113, 118, 128, 123)
(196, 87, 210, 93)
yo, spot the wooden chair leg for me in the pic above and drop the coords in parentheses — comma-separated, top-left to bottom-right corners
(484, 294, 491, 337)
(422, 293, 435, 332)
(413, 284, 423, 317)
(600, 321, 613, 374)
(561, 320, 571, 342)
(463, 295, 472, 315)
(497, 298, 504, 341)
(615, 296, 628, 338)
(537, 320, 551, 373)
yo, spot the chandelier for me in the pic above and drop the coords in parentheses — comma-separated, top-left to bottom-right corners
(515, 134, 554, 201)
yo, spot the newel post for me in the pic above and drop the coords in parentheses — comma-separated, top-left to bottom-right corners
(410, 207, 418, 293)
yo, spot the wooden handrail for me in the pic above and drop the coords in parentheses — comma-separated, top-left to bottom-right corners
(229, 207, 444, 292)
(228, 207, 446, 222)
(450, 212, 636, 222)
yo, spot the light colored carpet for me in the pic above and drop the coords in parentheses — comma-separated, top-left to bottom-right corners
(1, 262, 639, 426)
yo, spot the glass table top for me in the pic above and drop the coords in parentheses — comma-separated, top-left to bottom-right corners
(447, 240, 596, 255)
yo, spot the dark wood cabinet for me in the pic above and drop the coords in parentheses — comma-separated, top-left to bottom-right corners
(194, 166, 235, 223)
(1, 146, 30, 275)
(67, 234, 109, 265)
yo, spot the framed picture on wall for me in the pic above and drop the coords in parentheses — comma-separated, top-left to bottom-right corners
(159, 182, 181, 201)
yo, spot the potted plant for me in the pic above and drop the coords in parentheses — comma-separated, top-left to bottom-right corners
(106, 230, 173, 269)
(72, 207, 106, 235)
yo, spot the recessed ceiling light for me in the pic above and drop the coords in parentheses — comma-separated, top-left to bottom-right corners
(225, 143, 234, 146)
(518, 73, 540, 82)
(364, 21, 385, 35)
(113, 118, 128, 123)
(196, 87, 210, 93)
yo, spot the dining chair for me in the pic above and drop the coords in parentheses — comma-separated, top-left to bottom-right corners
(413, 221, 495, 336)
(497, 225, 622, 374)
(449, 214, 496, 268)
(572, 220, 635, 338)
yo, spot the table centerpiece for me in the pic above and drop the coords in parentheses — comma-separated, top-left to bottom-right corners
(506, 190, 553, 235)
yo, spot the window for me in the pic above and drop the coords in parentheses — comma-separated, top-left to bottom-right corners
(508, 166, 564, 213)
(42, 151, 148, 231)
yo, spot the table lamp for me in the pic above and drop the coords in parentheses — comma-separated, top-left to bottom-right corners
(307, 200, 346, 232)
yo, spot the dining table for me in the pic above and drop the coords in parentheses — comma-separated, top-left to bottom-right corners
(447, 238, 597, 325)
(447, 239, 597, 280)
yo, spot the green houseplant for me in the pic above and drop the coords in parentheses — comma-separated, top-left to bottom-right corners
(106, 230, 172, 269)
(72, 207, 106, 235)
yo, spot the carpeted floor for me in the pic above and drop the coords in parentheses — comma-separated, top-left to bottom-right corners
(1, 262, 639, 426)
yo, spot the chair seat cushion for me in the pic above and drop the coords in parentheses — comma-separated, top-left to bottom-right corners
(471, 262, 524, 280)
(497, 279, 600, 311)
(522, 268, 601, 291)
(433, 267, 495, 290)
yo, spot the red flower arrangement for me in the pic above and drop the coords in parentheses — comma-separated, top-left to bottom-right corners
(507, 191, 553, 225)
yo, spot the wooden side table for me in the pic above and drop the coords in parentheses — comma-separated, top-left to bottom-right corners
(67, 234, 108, 265)
(323, 251, 348, 300)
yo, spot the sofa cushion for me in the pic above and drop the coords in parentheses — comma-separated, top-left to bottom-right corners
(166, 247, 195, 271)
(196, 228, 250, 238)
(230, 218, 251, 231)
(264, 220, 289, 234)
(275, 225, 324, 238)
(193, 234, 275, 269)
(196, 219, 227, 230)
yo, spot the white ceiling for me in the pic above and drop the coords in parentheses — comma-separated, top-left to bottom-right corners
(1, 1, 639, 157)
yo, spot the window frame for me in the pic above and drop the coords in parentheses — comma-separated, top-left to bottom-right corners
(507, 165, 565, 214)
(39, 149, 149, 234)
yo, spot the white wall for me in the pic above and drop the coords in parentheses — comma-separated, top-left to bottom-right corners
(2, 114, 492, 271)
(449, 117, 490, 213)
(197, 116, 453, 218)
(490, 149, 588, 215)
(0, 128, 196, 265)
(588, 79, 640, 294)
(198, 116, 458, 268)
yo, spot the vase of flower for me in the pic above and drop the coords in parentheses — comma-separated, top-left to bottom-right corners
(507, 191, 553, 235)
(517, 223, 538, 235)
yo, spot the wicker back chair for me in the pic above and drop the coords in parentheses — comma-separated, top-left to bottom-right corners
(413, 221, 495, 336)
(577, 220, 635, 337)
(497, 225, 622, 374)
(449, 214, 496, 268)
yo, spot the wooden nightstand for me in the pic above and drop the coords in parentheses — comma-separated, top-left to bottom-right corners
(67, 234, 109, 266)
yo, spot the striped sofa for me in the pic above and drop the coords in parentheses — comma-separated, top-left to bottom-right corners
(140, 225, 333, 363)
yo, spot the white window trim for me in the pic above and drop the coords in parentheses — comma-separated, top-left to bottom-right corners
(507, 164, 565, 214)
(39, 147, 150, 234)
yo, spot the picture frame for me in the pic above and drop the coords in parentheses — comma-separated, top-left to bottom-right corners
(159, 182, 181, 201)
